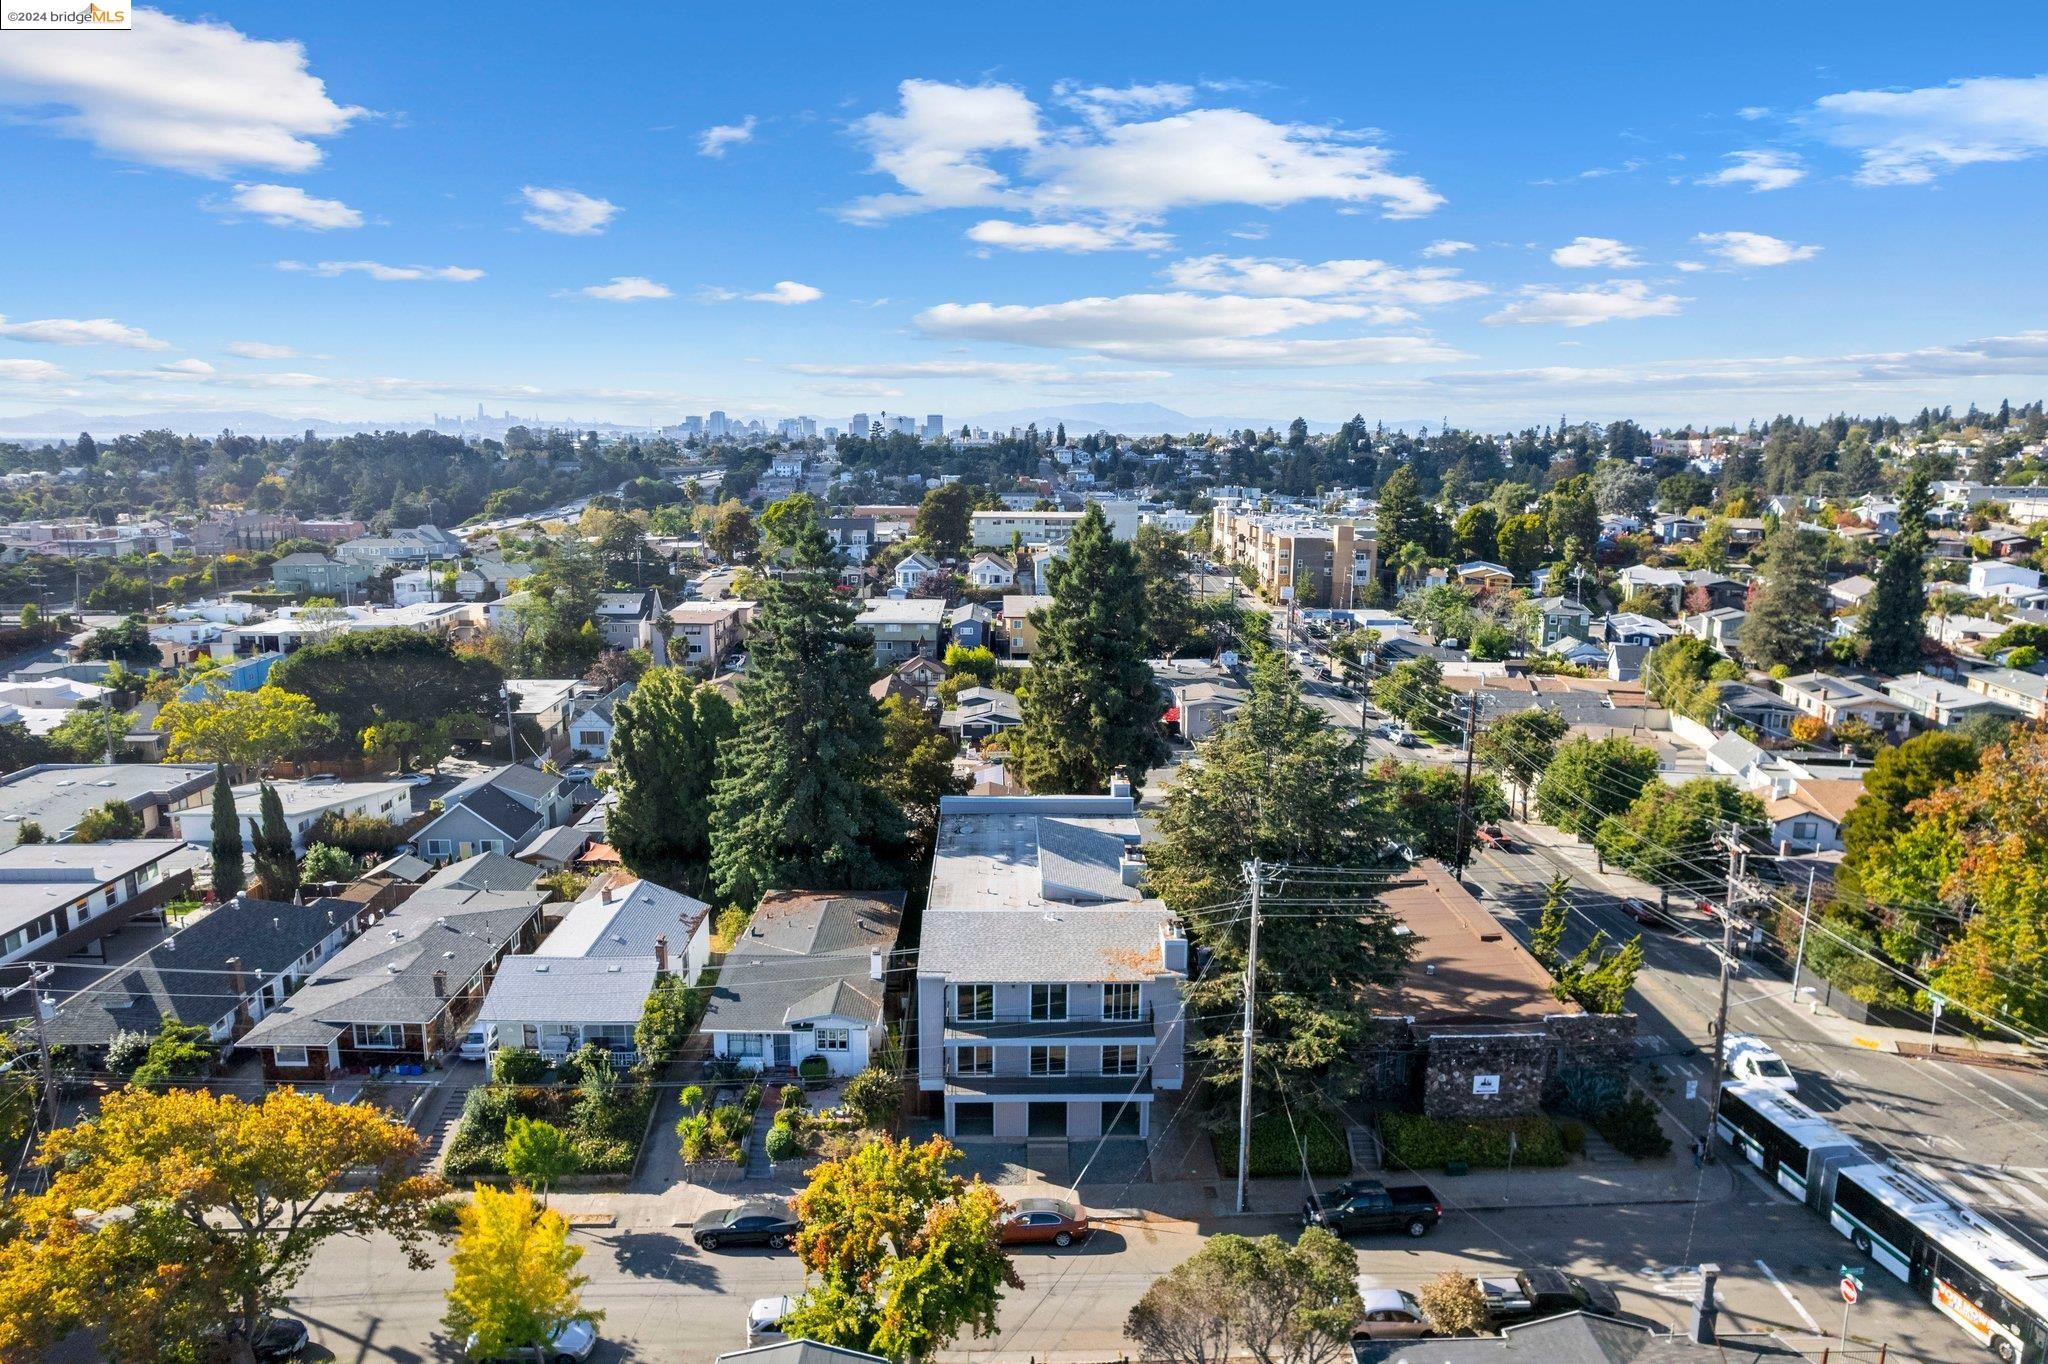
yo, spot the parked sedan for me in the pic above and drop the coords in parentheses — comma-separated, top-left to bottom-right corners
(692, 1200, 799, 1251)
(1620, 897, 1677, 930)
(466, 1320, 598, 1364)
(1352, 1286, 1436, 1341)
(1473, 825, 1514, 852)
(999, 1197, 1091, 1248)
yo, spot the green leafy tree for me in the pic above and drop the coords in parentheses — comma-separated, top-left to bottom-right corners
(607, 667, 736, 895)
(1012, 503, 1168, 792)
(129, 1017, 217, 1086)
(1837, 731, 1980, 892)
(1862, 463, 1932, 672)
(1530, 875, 1571, 968)
(1126, 1229, 1359, 1364)
(1474, 707, 1568, 816)
(706, 499, 758, 561)
(782, 1135, 1022, 1360)
(709, 522, 902, 908)
(1376, 759, 1506, 863)
(251, 783, 299, 900)
(1593, 777, 1764, 890)
(300, 843, 357, 885)
(503, 1117, 579, 1204)
(1550, 930, 1645, 1014)
(915, 482, 976, 558)
(269, 630, 501, 764)
(1738, 522, 1830, 670)
(1640, 636, 1733, 713)
(153, 684, 334, 774)
(1534, 736, 1660, 840)
(78, 615, 157, 666)
(1371, 656, 1449, 733)
(1493, 512, 1549, 577)
(1134, 522, 1200, 657)
(760, 492, 825, 558)
(1373, 466, 1430, 591)
(1417, 1270, 1490, 1337)
(72, 798, 142, 843)
(878, 693, 965, 859)
(209, 763, 245, 899)
(943, 644, 1000, 685)
(1147, 647, 1410, 1100)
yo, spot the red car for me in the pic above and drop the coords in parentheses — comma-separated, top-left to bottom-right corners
(999, 1198, 1092, 1248)
(1620, 897, 1676, 930)
(1474, 825, 1514, 852)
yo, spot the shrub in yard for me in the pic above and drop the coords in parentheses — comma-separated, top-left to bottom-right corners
(1418, 1270, 1489, 1336)
(779, 1083, 805, 1112)
(105, 1029, 151, 1077)
(1558, 1119, 1586, 1155)
(679, 1084, 704, 1113)
(491, 1046, 545, 1085)
(1380, 1113, 1567, 1170)
(570, 1132, 634, 1171)
(840, 1065, 900, 1130)
(1592, 1091, 1672, 1159)
(741, 1082, 763, 1113)
(1211, 1108, 1350, 1178)
(764, 1121, 802, 1162)
(797, 1054, 829, 1081)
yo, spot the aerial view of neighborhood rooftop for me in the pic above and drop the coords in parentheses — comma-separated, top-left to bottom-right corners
(1, 4, 2046, 1363)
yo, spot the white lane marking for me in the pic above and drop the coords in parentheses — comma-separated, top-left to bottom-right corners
(1928, 1132, 1963, 1152)
(1756, 1258, 1821, 1333)
(1999, 1176, 2048, 1213)
(1974, 1068, 2048, 1114)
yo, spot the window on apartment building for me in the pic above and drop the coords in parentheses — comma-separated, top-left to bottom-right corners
(1030, 984, 1068, 1021)
(1102, 1044, 1142, 1076)
(956, 1045, 994, 1075)
(1103, 982, 1141, 1021)
(1029, 1045, 1067, 1076)
(353, 1023, 403, 1049)
(953, 983, 993, 1021)
(814, 1027, 850, 1052)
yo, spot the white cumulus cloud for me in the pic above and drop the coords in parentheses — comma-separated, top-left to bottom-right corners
(1422, 239, 1476, 258)
(1163, 254, 1488, 308)
(277, 260, 484, 282)
(1807, 74, 2048, 185)
(746, 281, 822, 305)
(566, 276, 674, 302)
(1485, 280, 1686, 327)
(0, 7, 363, 175)
(0, 359, 68, 384)
(1550, 236, 1640, 269)
(966, 219, 1172, 252)
(0, 314, 169, 349)
(1699, 149, 1807, 192)
(226, 340, 301, 359)
(520, 186, 620, 236)
(156, 358, 215, 375)
(698, 116, 758, 157)
(1695, 231, 1820, 267)
(211, 182, 362, 229)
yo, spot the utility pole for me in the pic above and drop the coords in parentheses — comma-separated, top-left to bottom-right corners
(1789, 865, 1816, 1003)
(1235, 858, 1263, 1213)
(1452, 692, 1481, 880)
(2, 965, 59, 1191)
(1703, 824, 1744, 1158)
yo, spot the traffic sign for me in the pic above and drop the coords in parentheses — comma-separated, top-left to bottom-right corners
(1840, 1265, 1864, 1304)
(1840, 1277, 1859, 1303)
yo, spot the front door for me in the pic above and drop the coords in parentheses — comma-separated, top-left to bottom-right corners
(773, 1034, 792, 1068)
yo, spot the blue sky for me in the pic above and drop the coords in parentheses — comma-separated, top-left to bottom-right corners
(2, 1, 2047, 431)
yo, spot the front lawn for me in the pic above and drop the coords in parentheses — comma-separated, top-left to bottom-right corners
(444, 1048, 657, 1179)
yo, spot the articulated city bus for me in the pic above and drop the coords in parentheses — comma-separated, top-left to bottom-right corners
(1717, 1084, 2048, 1362)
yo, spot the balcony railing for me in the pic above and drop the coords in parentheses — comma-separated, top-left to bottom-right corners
(943, 1008, 1153, 1041)
(943, 1067, 1154, 1097)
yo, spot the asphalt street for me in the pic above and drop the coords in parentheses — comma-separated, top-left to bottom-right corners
(1460, 833, 2048, 1254)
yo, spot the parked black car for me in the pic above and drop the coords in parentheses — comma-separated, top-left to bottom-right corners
(1476, 1267, 1621, 1323)
(1301, 1179, 1442, 1238)
(692, 1199, 799, 1251)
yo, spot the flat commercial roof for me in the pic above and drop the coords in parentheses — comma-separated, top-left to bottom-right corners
(0, 763, 211, 842)
(1378, 862, 1577, 1024)
(0, 839, 188, 934)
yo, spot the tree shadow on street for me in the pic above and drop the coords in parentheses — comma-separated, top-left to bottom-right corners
(607, 1229, 722, 1290)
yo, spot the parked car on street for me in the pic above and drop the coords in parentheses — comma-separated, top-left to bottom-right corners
(693, 1199, 799, 1251)
(1475, 1267, 1620, 1324)
(1620, 897, 1677, 929)
(746, 1297, 795, 1347)
(206, 1316, 311, 1362)
(999, 1197, 1091, 1248)
(466, 1319, 598, 1363)
(1352, 1285, 1436, 1341)
(1302, 1179, 1442, 1238)
(1474, 825, 1513, 851)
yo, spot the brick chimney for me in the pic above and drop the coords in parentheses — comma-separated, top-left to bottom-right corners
(654, 934, 669, 974)
(432, 968, 448, 1000)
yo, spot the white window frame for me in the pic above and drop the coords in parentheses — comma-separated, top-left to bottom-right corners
(729, 1032, 765, 1058)
(814, 1026, 850, 1052)
(353, 1023, 404, 1049)
(274, 1045, 309, 1068)
(423, 838, 452, 858)
(1029, 1045, 1067, 1077)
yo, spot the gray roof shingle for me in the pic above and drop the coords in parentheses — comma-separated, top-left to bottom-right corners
(700, 891, 901, 1036)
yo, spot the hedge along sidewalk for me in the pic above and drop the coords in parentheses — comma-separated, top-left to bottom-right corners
(1197, 1156, 1736, 1220)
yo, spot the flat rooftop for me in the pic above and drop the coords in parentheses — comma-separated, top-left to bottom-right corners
(1378, 862, 1577, 1024)
(0, 839, 188, 934)
(0, 763, 212, 841)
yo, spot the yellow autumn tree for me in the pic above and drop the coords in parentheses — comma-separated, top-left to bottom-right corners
(0, 1086, 444, 1363)
(443, 1184, 598, 1357)
(153, 682, 334, 774)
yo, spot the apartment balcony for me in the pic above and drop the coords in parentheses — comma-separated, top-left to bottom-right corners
(942, 1009, 1154, 1042)
(943, 1067, 1154, 1098)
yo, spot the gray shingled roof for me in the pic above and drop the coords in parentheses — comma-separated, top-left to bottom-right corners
(919, 907, 1167, 982)
(1034, 817, 1140, 904)
(1357, 1314, 1802, 1364)
(539, 878, 709, 959)
(448, 786, 545, 843)
(700, 892, 900, 1035)
(45, 896, 343, 1045)
(423, 851, 543, 893)
(716, 1343, 888, 1364)
(476, 957, 656, 1026)
(240, 890, 541, 1047)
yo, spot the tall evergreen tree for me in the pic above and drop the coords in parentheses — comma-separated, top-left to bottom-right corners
(1373, 465, 1428, 591)
(251, 783, 298, 900)
(1737, 522, 1830, 670)
(1862, 463, 1931, 672)
(609, 668, 736, 895)
(709, 525, 902, 908)
(1012, 504, 1168, 792)
(209, 764, 245, 899)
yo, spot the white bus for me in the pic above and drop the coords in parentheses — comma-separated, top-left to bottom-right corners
(1908, 1202, 2048, 1363)
(1830, 1161, 1955, 1283)
(1713, 1083, 1863, 1208)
